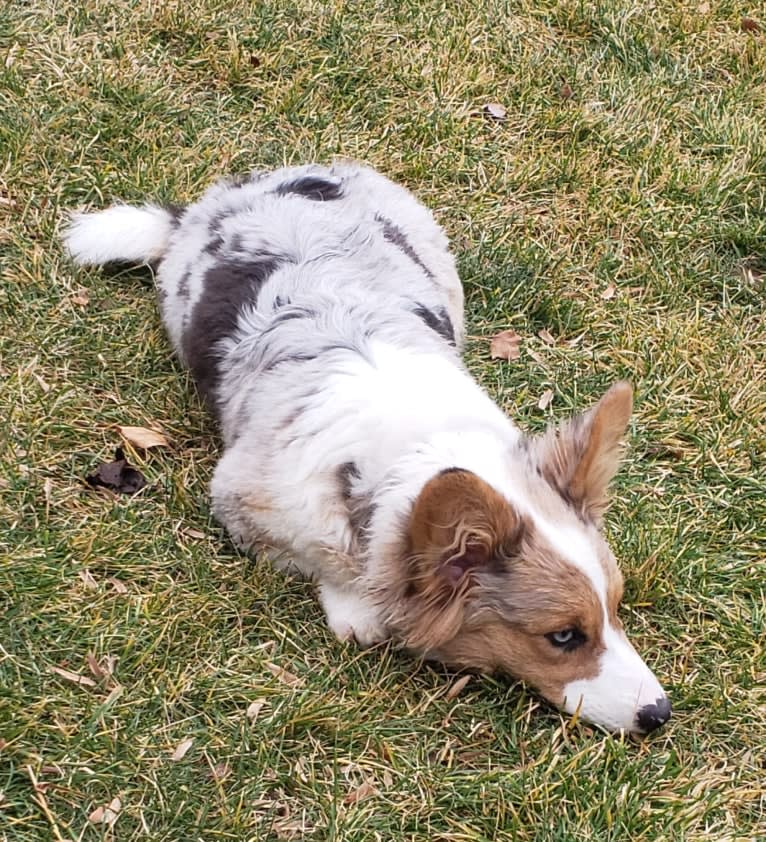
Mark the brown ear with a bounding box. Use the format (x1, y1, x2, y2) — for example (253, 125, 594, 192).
(536, 381, 633, 522)
(402, 469, 523, 650)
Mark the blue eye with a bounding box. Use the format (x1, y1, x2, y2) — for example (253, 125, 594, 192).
(546, 629, 585, 649)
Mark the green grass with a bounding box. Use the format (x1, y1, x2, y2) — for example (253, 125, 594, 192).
(1, 1, 764, 839)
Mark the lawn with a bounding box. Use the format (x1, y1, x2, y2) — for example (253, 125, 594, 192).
(1, 1, 764, 840)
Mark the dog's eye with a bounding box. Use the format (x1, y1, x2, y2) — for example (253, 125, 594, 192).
(545, 629, 585, 650)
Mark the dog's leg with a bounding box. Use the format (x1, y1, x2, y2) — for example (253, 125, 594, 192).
(318, 583, 388, 648)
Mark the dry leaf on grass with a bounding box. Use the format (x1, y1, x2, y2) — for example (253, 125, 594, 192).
(483, 102, 507, 121)
(265, 662, 304, 687)
(70, 288, 90, 307)
(107, 577, 128, 594)
(88, 796, 121, 827)
(446, 674, 472, 701)
(601, 282, 617, 300)
(181, 527, 207, 540)
(343, 780, 377, 805)
(50, 666, 97, 688)
(78, 569, 98, 590)
(538, 389, 554, 410)
(560, 81, 574, 100)
(118, 425, 169, 449)
(537, 328, 555, 346)
(209, 762, 231, 781)
(85, 448, 146, 495)
(171, 738, 194, 762)
(86, 653, 108, 681)
(489, 329, 521, 361)
(246, 700, 266, 722)
(741, 17, 760, 33)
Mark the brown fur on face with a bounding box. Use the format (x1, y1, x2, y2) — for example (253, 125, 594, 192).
(384, 383, 634, 707)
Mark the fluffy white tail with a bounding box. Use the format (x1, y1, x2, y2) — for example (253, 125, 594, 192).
(63, 204, 176, 266)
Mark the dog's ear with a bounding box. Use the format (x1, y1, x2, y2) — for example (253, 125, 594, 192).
(402, 469, 524, 650)
(534, 381, 633, 522)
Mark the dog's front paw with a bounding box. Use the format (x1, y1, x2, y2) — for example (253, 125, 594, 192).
(319, 584, 388, 648)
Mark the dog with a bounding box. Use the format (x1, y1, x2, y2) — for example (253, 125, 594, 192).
(64, 161, 671, 735)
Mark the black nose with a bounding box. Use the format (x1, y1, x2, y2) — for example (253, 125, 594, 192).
(636, 696, 672, 733)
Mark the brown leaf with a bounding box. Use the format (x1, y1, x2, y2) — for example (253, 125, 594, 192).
(246, 700, 266, 722)
(70, 288, 90, 307)
(181, 527, 207, 540)
(600, 282, 617, 300)
(209, 762, 231, 781)
(118, 425, 169, 449)
(78, 569, 99, 590)
(50, 666, 97, 688)
(265, 662, 304, 687)
(89, 797, 121, 827)
(538, 389, 554, 410)
(343, 780, 377, 805)
(446, 674, 472, 701)
(249, 54, 261, 67)
(483, 102, 507, 121)
(86, 653, 107, 681)
(537, 328, 555, 346)
(171, 738, 194, 762)
(107, 577, 128, 594)
(526, 347, 544, 365)
(85, 448, 146, 495)
(489, 329, 521, 361)
(560, 82, 574, 100)
(741, 17, 760, 33)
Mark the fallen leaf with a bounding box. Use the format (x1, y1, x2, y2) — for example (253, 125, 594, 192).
(181, 527, 207, 540)
(741, 17, 760, 33)
(70, 288, 90, 307)
(50, 666, 97, 688)
(537, 328, 555, 345)
(446, 674, 472, 701)
(107, 577, 128, 594)
(483, 102, 507, 121)
(382, 769, 394, 788)
(88, 797, 121, 827)
(526, 347, 544, 365)
(209, 762, 231, 781)
(697, 1, 710, 12)
(246, 700, 266, 722)
(118, 425, 169, 449)
(560, 82, 574, 100)
(265, 662, 304, 687)
(489, 329, 521, 361)
(538, 389, 554, 410)
(343, 780, 377, 805)
(601, 282, 617, 300)
(86, 653, 107, 681)
(249, 54, 261, 67)
(171, 738, 194, 761)
(78, 569, 98, 590)
(85, 447, 146, 495)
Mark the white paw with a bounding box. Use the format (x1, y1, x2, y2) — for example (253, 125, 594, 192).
(319, 584, 388, 648)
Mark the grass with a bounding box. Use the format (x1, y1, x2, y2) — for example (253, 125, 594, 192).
(1, 0, 764, 839)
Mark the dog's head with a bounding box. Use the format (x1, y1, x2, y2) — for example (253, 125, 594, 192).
(391, 382, 670, 735)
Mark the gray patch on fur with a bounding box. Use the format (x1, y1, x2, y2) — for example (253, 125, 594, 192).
(182, 258, 282, 410)
(376, 214, 435, 280)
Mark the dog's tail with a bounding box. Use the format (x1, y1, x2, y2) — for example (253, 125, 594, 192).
(63, 204, 180, 266)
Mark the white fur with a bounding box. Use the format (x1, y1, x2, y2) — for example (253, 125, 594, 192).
(64, 160, 667, 733)
(64, 205, 174, 265)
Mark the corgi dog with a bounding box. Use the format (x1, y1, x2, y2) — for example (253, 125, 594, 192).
(64, 161, 670, 734)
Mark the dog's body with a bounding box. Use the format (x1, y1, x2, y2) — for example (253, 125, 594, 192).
(65, 161, 670, 734)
